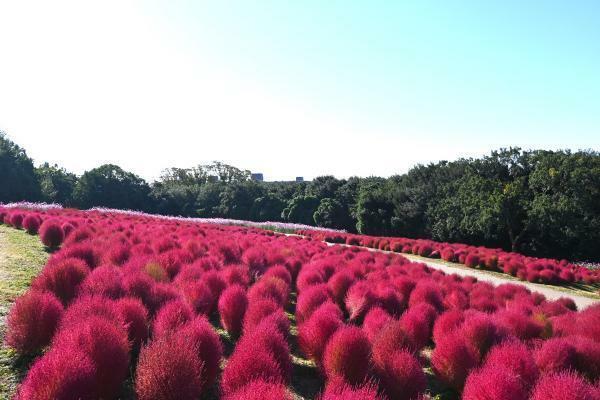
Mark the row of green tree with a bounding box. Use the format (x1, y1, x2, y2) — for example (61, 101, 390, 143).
(2, 132, 599, 261)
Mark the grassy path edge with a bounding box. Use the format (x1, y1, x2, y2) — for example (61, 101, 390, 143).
(0, 225, 49, 398)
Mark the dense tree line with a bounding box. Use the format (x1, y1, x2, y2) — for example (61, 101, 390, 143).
(1, 132, 599, 261)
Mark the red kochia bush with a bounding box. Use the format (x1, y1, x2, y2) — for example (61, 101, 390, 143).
(431, 333, 479, 390)
(53, 316, 130, 399)
(462, 365, 528, 400)
(39, 220, 65, 248)
(59, 295, 122, 330)
(219, 285, 248, 337)
(362, 307, 392, 342)
(534, 337, 577, 374)
(177, 317, 223, 390)
(372, 320, 416, 369)
(16, 348, 97, 400)
(530, 371, 597, 400)
(296, 284, 331, 324)
(377, 349, 426, 400)
(135, 336, 203, 400)
(23, 214, 41, 234)
(78, 265, 124, 299)
(115, 297, 149, 349)
(32, 257, 90, 304)
(152, 299, 193, 338)
(223, 380, 293, 400)
(243, 298, 279, 333)
(319, 377, 382, 400)
(433, 309, 465, 343)
(9, 212, 24, 229)
(236, 323, 292, 380)
(484, 341, 539, 388)
(298, 303, 343, 364)
(6, 291, 63, 354)
(180, 280, 214, 315)
(323, 326, 372, 385)
(327, 271, 354, 305)
(221, 345, 285, 396)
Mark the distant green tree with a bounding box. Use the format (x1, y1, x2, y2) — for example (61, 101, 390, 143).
(250, 193, 286, 222)
(313, 198, 351, 229)
(307, 176, 344, 200)
(72, 164, 152, 211)
(0, 132, 41, 202)
(35, 163, 77, 205)
(355, 178, 395, 235)
(196, 183, 224, 217)
(216, 181, 264, 220)
(282, 195, 320, 225)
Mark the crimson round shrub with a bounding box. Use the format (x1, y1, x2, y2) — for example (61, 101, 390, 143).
(218, 285, 248, 337)
(376, 349, 425, 400)
(135, 336, 203, 400)
(263, 265, 292, 286)
(323, 326, 371, 385)
(571, 335, 600, 381)
(53, 316, 130, 399)
(484, 341, 538, 388)
(327, 271, 354, 305)
(372, 320, 416, 369)
(223, 380, 293, 400)
(115, 297, 149, 349)
(433, 309, 464, 343)
(400, 304, 436, 351)
(9, 212, 24, 229)
(177, 317, 224, 390)
(32, 257, 90, 304)
(533, 338, 577, 374)
(201, 270, 227, 302)
(408, 281, 444, 311)
(180, 280, 214, 315)
(530, 371, 597, 400)
(362, 307, 392, 342)
(16, 348, 97, 400)
(462, 365, 528, 400)
(61, 222, 75, 237)
(39, 220, 65, 248)
(6, 291, 63, 354)
(296, 284, 331, 324)
(236, 322, 291, 380)
(460, 313, 508, 360)
(59, 295, 122, 330)
(243, 298, 279, 333)
(297, 268, 325, 292)
(78, 265, 124, 299)
(499, 309, 544, 340)
(319, 377, 382, 400)
(61, 242, 101, 269)
(345, 281, 376, 321)
(221, 345, 285, 396)
(248, 277, 289, 306)
(465, 253, 480, 268)
(298, 303, 343, 364)
(431, 333, 479, 390)
(153, 299, 193, 338)
(23, 214, 41, 234)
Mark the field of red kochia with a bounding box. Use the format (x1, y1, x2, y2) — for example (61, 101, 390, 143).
(298, 230, 600, 286)
(1, 206, 600, 400)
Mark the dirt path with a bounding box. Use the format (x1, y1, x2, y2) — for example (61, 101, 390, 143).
(401, 254, 599, 310)
(314, 238, 600, 310)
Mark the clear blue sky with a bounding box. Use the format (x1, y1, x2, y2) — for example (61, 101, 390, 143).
(0, 1, 598, 181)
